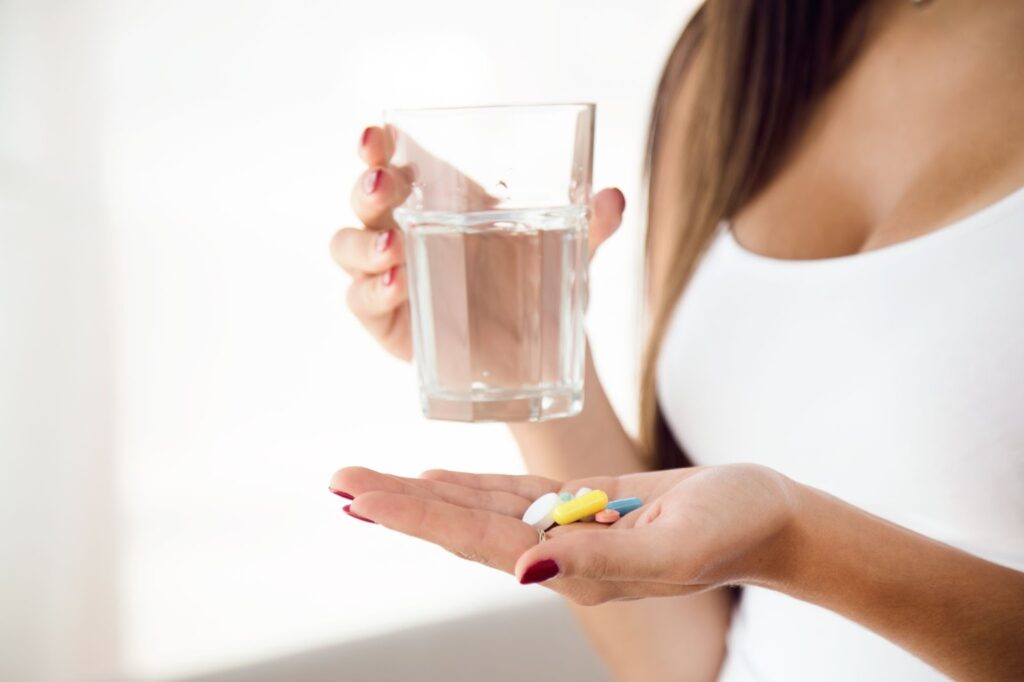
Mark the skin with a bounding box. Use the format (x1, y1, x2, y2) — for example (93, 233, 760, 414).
(330, 1, 1024, 680)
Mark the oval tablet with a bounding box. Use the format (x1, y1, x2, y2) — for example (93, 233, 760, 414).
(595, 509, 621, 524)
(606, 497, 643, 516)
(522, 492, 561, 530)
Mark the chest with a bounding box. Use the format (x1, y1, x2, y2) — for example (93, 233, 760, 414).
(655, 213, 1024, 558)
(729, 15, 1024, 262)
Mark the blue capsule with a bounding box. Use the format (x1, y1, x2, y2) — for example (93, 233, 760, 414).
(605, 497, 643, 516)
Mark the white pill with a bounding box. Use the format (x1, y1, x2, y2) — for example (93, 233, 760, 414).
(575, 487, 593, 498)
(522, 492, 561, 531)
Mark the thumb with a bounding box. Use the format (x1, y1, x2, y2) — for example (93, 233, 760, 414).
(514, 526, 667, 585)
(587, 187, 625, 260)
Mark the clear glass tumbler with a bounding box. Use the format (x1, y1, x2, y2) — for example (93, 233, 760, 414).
(384, 103, 594, 422)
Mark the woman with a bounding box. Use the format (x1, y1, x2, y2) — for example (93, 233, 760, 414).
(328, 1, 1024, 679)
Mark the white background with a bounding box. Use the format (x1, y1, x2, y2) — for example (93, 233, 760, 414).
(0, 1, 697, 680)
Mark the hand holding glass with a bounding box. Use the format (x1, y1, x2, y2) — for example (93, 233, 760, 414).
(384, 104, 595, 422)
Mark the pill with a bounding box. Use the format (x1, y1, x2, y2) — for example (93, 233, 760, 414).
(559, 491, 574, 502)
(553, 489, 608, 525)
(595, 509, 621, 524)
(522, 492, 561, 531)
(574, 488, 599, 520)
(606, 497, 643, 516)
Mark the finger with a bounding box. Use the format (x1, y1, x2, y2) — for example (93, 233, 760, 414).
(421, 470, 631, 509)
(331, 467, 437, 506)
(419, 469, 561, 501)
(516, 523, 695, 602)
(384, 129, 498, 209)
(330, 227, 404, 277)
(515, 526, 674, 584)
(330, 466, 531, 517)
(345, 268, 411, 357)
(357, 125, 394, 167)
(351, 166, 412, 230)
(392, 475, 531, 516)
(350, 491, 536, 572)
(362, 303, 412, 361)
(587, 187, 625, 260)
(346, 266, 408, 320)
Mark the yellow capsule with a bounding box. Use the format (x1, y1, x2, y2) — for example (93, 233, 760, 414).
(552, 489, 608, 525)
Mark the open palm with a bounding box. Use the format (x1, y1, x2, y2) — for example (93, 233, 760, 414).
(330, 463, 797, 605)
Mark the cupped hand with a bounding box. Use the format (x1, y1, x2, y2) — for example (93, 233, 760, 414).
(329, 125, 627, 361)
(329, 463, 800, 605)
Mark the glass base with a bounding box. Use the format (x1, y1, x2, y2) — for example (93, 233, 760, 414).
(420, 386, 583, 423)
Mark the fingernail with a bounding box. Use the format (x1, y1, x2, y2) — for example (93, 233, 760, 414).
(363, 168, 382, 195)
(382, 265, 397, 286)
(520, 558, 559, 584)
(329, 486, 354, 500)
(360, 126, 372, 149)
(613, 188, 626, 212)
(343, 504, 376, 524)
(375, 229, 393, 253)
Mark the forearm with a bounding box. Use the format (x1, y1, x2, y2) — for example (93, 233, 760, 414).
(573, 591, 731, 682)
(757, 485, 1024, 681)
(512, 348, 730, 681)
(509, 344, 647, 480)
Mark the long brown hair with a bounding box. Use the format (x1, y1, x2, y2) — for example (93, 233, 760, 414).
(640, 0, 868, 469)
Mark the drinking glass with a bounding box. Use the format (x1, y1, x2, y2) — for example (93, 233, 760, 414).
(384, 103, 594, 422)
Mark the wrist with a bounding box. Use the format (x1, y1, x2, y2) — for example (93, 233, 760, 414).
(509, 347, 646, 479)
(736, 474, 817, 590)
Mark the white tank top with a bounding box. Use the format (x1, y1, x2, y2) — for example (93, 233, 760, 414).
(656, 186, 1024, 681)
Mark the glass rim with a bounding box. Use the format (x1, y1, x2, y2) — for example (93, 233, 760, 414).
(383, 101, 595, 117)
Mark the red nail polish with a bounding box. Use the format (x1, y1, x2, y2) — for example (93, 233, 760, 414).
(329, 486, 354, 500)
(363, 168, 382, 195)
(343, 504, 376, 524)
(360, 126, 372, 148)
(382, 265, 397, 286)
(375, 230, 393, 253)
(520, 559, 559, 584)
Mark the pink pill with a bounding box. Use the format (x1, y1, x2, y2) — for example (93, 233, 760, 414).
(595, 509, 621, 524)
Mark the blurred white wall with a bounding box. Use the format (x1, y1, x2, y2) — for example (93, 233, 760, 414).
(0, 1, 697, 680)
(1, 2, 118, 681)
